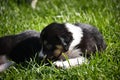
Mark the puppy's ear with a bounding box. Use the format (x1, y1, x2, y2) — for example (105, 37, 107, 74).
(58, 36, 68, 52)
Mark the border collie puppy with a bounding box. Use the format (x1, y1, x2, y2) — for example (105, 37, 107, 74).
(0, 30, 41, 72)
(0, 22, 106, 71)
(39, 22, 106, 68)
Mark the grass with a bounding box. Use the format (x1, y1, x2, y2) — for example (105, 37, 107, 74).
(0, 0, 120, 80)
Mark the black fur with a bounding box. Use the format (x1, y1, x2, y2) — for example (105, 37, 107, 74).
(74, 23, 106, 57)
(0, 30, 41, 63)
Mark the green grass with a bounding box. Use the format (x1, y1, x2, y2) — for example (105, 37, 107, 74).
(0, 0, 120, 80)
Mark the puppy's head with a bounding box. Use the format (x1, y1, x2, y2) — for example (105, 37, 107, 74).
(39, 22, 73, 60)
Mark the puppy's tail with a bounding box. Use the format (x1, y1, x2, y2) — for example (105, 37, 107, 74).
(0, 61, 14, 72)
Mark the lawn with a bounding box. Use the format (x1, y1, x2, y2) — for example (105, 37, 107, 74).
(0, 0, 120, 80)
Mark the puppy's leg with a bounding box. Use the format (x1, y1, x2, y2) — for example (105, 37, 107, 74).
(53, 56, 87, 68)
(0, 61, 14, 72)
(0, 55, 14, 72)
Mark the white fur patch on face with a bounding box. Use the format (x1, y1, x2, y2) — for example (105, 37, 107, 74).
(65, 23, 83, 50)
(53, 56, 87, 68)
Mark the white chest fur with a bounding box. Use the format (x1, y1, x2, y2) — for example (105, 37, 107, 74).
(65, 23, 83, 50)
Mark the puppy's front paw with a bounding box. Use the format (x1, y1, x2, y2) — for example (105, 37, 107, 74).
(53, 61, 70, 68)
(53, 61, 65, 68)
(53, 61, 64, 68)
(53, 57, 87, 69)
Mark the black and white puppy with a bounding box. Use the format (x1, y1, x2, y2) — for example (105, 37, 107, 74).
(0, 22, 106, 71)
(0, 30, 41, 72)
(39, 22, 106, 68)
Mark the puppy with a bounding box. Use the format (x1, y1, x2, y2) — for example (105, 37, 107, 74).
(0, 22, 106, 71)
(0, 30, 41, 72)
(39, 22, 106, 68)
